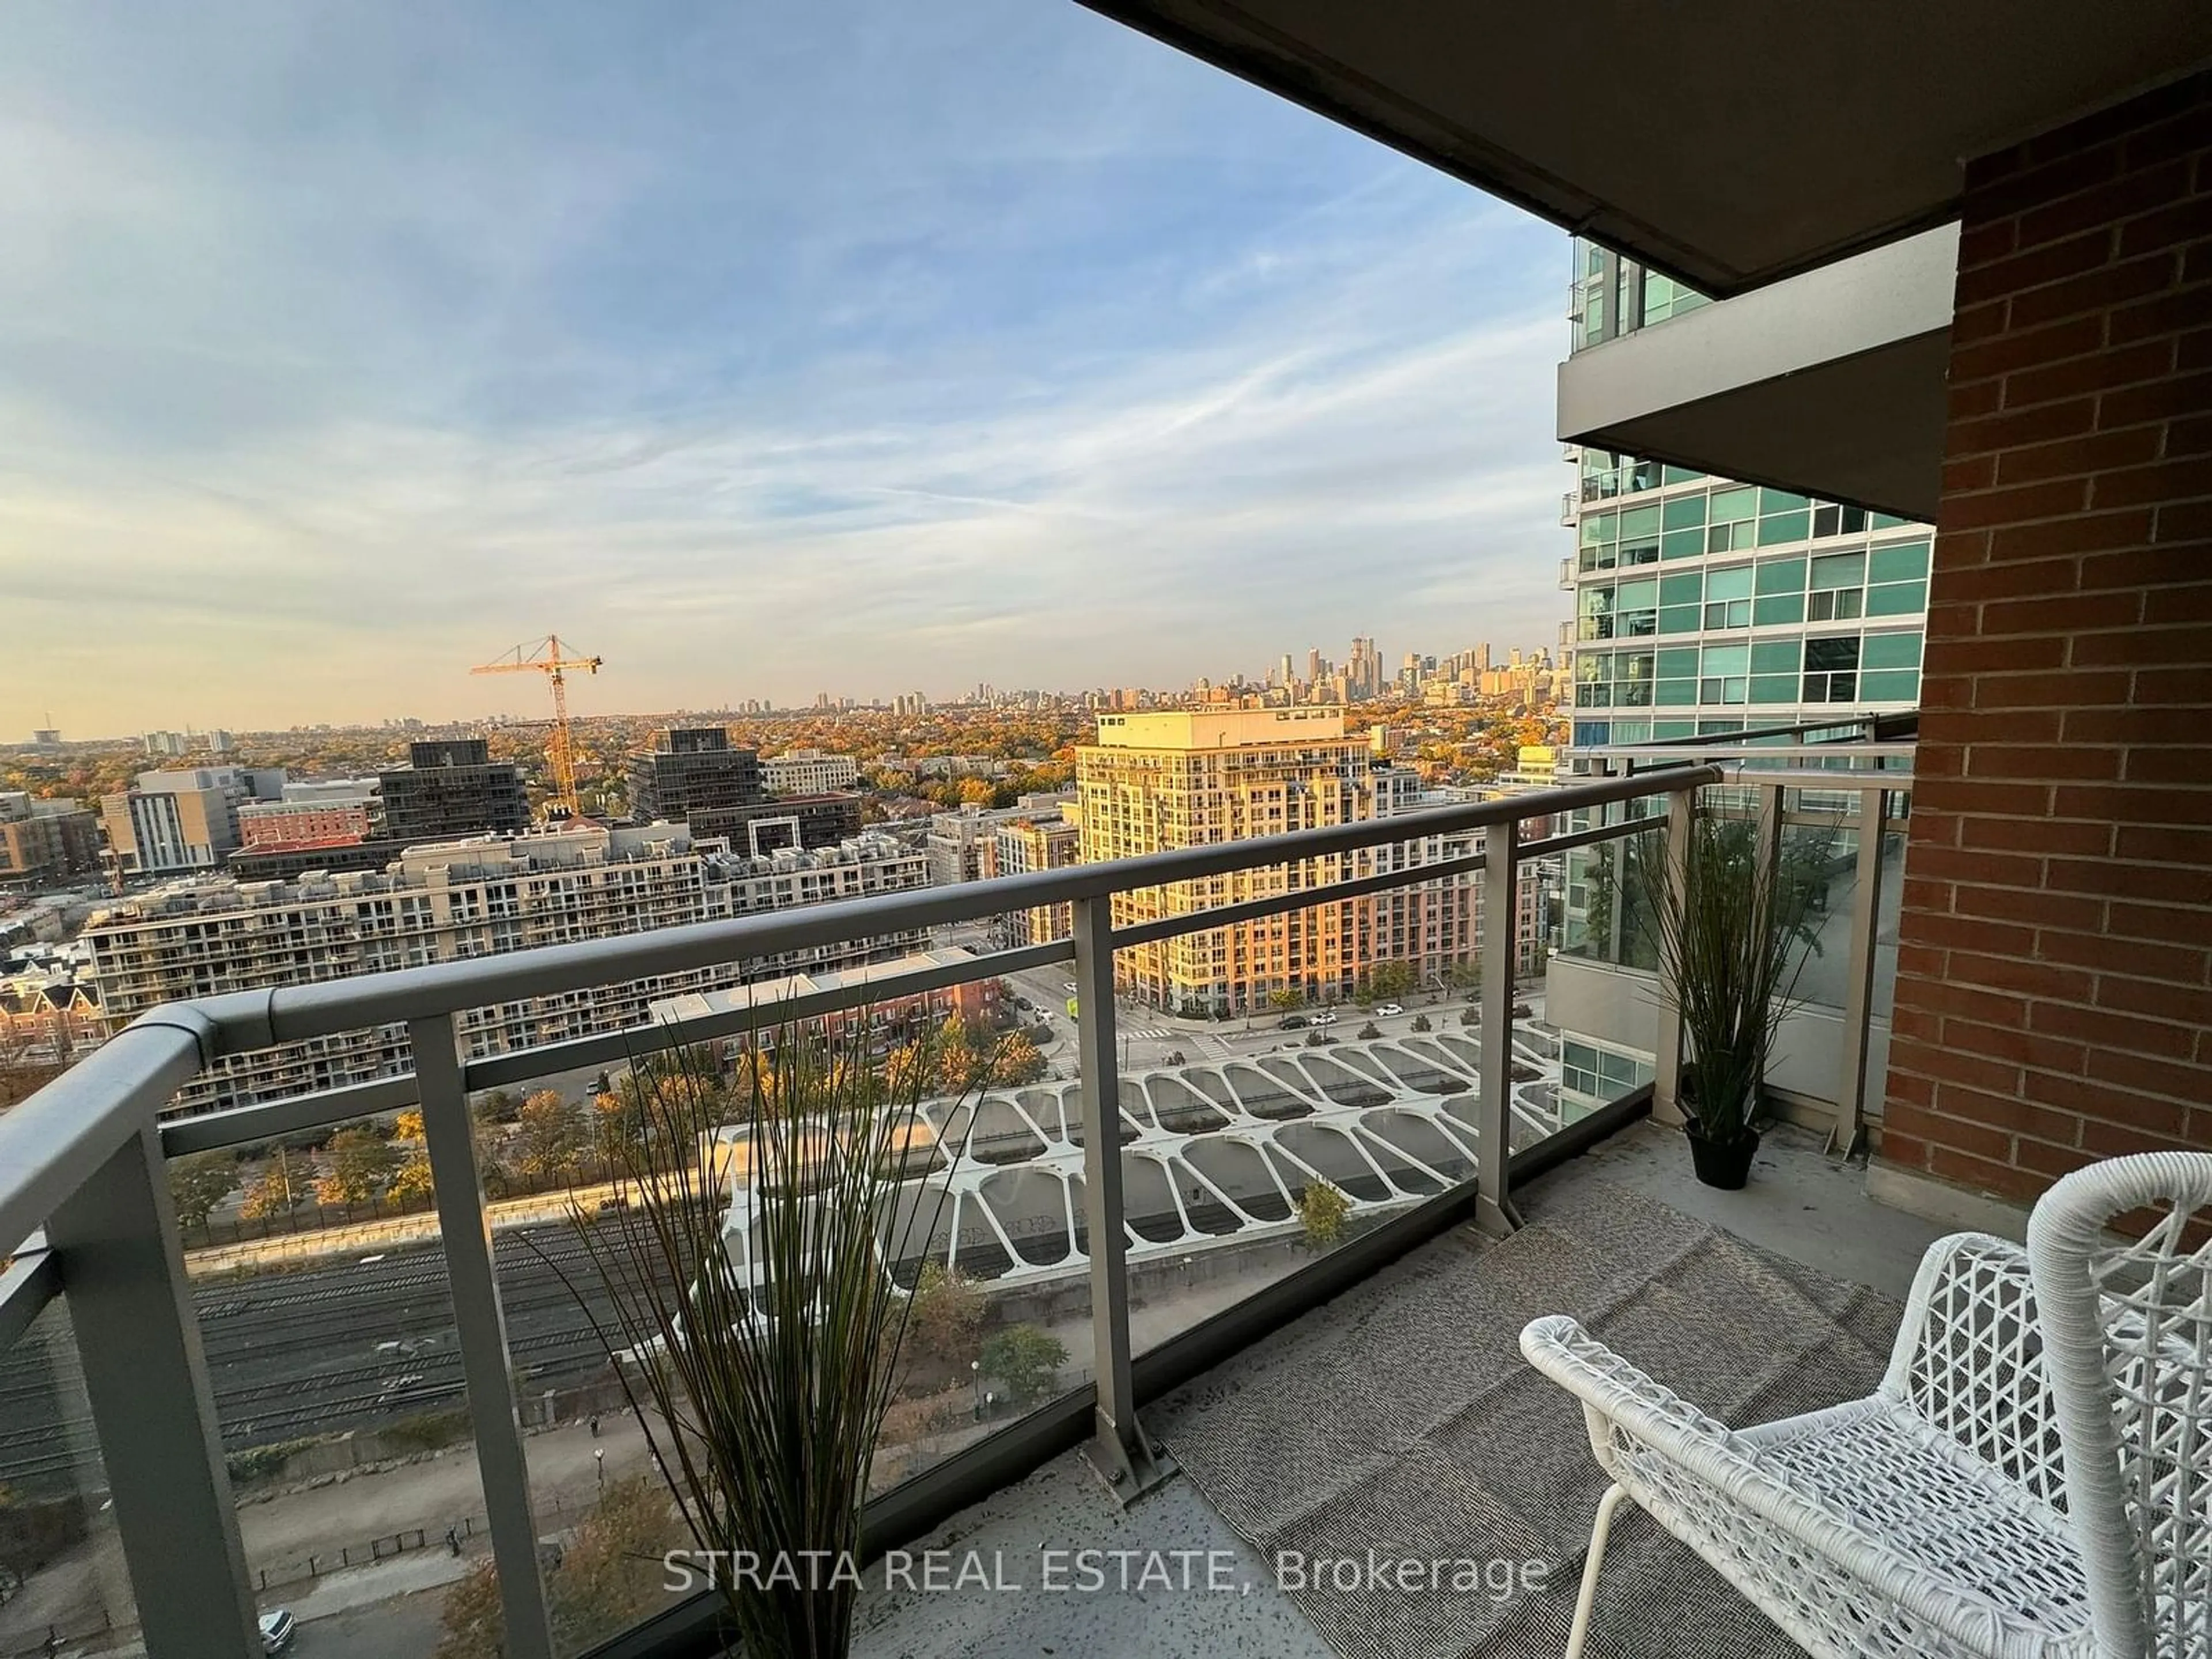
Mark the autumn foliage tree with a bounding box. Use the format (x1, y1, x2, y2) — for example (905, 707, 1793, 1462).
(509, 1090, 588, 1181)
(988, 1033, 1047, 1086)
(434, 1476, 684, 1659)
(1294, 1179, 1351, 1249)
(316, 1126, 399, 1205)
(240, 1150, 308, 1221)
(903, 1263, 984, 1369)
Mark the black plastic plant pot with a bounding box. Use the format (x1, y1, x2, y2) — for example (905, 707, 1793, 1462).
(1685, 1124, 1760, 1190)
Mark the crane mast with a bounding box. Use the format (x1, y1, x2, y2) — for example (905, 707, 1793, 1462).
(469, 634, 604, 819)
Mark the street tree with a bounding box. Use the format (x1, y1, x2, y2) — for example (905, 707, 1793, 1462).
(470, 1088, 521, 1127)
(434, 1561, 503, 1659)
(167, 1151, 238, 1230)
(388, 1153, 436, 1208)
(903, 1262, 984, 1369)
(933, 1014, 982, 1092)
(316, 1126, 399, 1205)
(988, 1033, 1047, 1086)
(1367, 960, 1418, 1000)
(239, 1150, 308, 1221)
(435, 1478, 685, 1659)
(980, 1325, 1067, 1408)
(510, 1090, 587, 1181)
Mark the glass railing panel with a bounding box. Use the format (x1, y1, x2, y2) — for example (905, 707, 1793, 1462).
(1558, 815, 1666, 972)
(1106, 835, 1550, 1358)
(469, 1050, 690, 1657)
(464, 922, 1094, 1653)
(0, 1298, 142, 1658)
(913, 911, 1094, 1494)
(180, 1123, 499, 1657)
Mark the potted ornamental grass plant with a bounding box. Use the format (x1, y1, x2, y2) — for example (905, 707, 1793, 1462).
(541, 1015, 999, 1659)
(1642, 808, 1836, 1189)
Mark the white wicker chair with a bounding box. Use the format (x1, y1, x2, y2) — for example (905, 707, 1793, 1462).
(2027, 1150, 2212, 1659)
(1522, 1150, 2212, 1658)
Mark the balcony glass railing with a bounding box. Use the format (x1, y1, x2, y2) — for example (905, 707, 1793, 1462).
(0, 769, 1726, 1659)
(1552, 718, 1914, 1154)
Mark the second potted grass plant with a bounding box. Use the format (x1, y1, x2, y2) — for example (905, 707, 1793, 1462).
(1645, 807, 1835, 1188)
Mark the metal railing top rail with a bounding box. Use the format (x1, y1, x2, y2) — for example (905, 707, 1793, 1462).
(0, 761, 1734, 1659)
(0, 1017, 206, 1260)
(0, 764, 1716, 1260)
(151, 801, 1687, 1162)
(1594, 743, 1915, 764)
(1617, 713, 1903, 748)
(168, 765, 1715, 1060)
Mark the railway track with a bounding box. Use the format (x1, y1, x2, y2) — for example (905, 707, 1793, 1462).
(0, 1219, 640, 1491)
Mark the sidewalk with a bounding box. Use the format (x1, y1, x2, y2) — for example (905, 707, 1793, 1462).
(0, 1416, 660, 1656)
(185, 1178, 631, 1275)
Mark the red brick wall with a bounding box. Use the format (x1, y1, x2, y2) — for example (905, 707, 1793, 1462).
(1883, 72, 2212, 1205)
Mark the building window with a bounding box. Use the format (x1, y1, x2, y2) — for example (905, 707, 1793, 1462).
(1866, 539, 1931, 618)
(1706, 486, 1758, 552)
(1752, 556, 1808, 626)
(1808, 551, 1867, 621)
(1859, 630, 1923, 702)
(1698, 641, 1750, 706)
(1811, 503, 1869, 539)
(1700, 565, 1753, 630)
(1802, 635, 1862, 702)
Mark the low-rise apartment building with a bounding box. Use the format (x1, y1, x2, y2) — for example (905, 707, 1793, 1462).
(100, 767, 288, 877)
(0, 793, 101, 891)
(761, 748, 861, 795)
(84, 824, 931, 1111)
(926, 794, 1077, 888)
(236, 781, 380, 851)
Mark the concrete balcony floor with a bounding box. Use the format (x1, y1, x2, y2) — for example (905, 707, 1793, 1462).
(856, 1119, 1953, 1658)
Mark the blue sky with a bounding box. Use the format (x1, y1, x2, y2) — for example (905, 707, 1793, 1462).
(0, 1, 1567, 734)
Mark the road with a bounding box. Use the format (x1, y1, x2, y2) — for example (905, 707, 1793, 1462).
(305, 1586, 446, 1659)
(987, 950, 1521, 1077)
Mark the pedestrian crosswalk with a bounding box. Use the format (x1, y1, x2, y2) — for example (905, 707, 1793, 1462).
(1126, 1027, 1177, 1041)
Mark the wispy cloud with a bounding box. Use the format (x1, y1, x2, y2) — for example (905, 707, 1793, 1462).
(0, 0, 1566, 734)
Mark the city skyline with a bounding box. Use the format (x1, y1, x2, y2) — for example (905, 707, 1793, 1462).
(16, 627, 1563, 747)
(1, 0, 1567, 737)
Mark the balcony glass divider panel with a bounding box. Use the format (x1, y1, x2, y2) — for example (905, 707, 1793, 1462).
(1834, 784, 1893, 1159)
(1652, 787, 1695, 1121)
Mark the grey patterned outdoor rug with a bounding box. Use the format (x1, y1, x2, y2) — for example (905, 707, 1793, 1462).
(1152, 1175, 1906, 1659)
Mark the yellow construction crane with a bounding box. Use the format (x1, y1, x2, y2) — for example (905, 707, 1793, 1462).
(471, 635, 603, 819)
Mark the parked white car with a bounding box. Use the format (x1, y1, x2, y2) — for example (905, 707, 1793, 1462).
(259, 1609, 296, 1653)
(1375, 1003, 1404, 1016)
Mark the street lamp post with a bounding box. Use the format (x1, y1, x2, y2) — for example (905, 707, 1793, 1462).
(593, 1447, 605, 1493)
(970, 1359, 983, 1421)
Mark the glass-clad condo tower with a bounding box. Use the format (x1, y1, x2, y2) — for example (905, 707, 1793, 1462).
(1554, 242, 1932, 1119)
